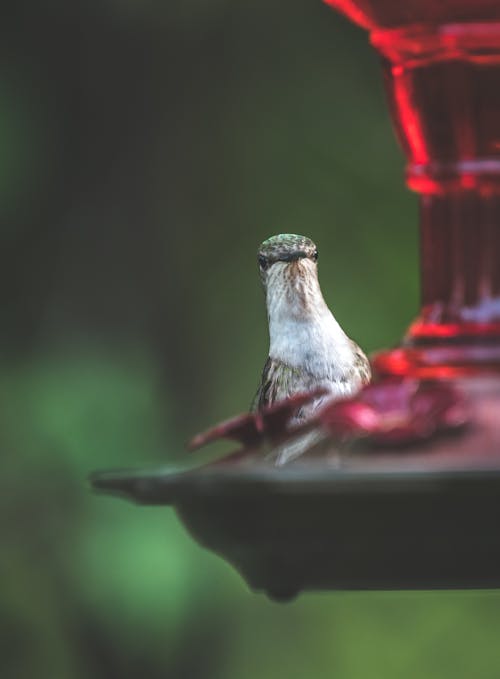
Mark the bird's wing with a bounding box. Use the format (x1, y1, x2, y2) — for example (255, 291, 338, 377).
(349, 340, 372, 386)
(251, 356, 278, 412)
(252, 356, 315, 412)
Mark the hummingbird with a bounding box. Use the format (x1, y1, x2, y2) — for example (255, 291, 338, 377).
(253, 233, 371, 427)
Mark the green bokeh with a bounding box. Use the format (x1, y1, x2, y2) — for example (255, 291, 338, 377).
(2, 1, 497, 678)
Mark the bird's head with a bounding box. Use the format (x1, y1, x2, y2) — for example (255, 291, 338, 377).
(257, 233, 322, 319)
(258, 233, 318, 285)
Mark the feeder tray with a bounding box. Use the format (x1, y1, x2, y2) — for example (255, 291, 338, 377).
(91, 378, 500, 601)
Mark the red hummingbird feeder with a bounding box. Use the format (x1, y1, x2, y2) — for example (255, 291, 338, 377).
(92, 0, 500, 600)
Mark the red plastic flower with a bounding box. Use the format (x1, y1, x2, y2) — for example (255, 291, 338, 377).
(188, 388, 327, 451)
(188, 380, 469, 456)
(318, 379, 468, 445)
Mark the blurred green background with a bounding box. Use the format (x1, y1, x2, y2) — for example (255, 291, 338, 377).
(3, 1, 500, 677)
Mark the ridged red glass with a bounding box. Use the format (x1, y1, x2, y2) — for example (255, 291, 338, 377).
(325, 0, 500, 377)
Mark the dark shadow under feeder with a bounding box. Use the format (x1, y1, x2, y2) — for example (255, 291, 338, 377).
(92, 0, 500, 599)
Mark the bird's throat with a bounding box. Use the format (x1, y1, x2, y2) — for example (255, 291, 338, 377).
(267, 289, 353, 380)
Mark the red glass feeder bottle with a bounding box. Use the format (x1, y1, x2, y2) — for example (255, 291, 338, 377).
(325, 0, 500, 377)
